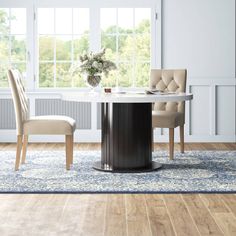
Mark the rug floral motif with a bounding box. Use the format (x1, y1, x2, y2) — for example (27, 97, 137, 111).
(0, 150, 235, 193)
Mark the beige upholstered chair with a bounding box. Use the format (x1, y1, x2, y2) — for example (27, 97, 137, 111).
(8, 69, 76, 171)
(150, 69, 187, 159)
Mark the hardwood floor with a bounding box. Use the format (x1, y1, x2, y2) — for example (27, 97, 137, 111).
(0, 143, 235, 236)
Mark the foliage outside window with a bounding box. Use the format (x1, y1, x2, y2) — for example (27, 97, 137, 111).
(0, 6, 152, 88)
(101, 8, 151, 88)
(0, 8, 26, 87)
(38, 7, 151, 88)
(38, 8, 89, 88)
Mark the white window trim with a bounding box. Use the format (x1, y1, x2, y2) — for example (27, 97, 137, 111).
(0, 0, 161, 92)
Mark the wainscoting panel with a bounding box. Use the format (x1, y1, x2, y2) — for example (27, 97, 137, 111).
(0, 99, 16, 129)
(35, 99, 91, 129)
(0, 78, 235, 142)
(216, 86, 235, 135)
(190, 85, 211, 135)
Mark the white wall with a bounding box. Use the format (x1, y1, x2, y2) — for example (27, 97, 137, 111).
(163, 0, 235, 77)
(154, 0, 235, 142)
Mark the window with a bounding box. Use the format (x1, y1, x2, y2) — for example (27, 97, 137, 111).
(38, 8, 89, 88)
(0, 0, 160, 89)
(101, 8, 151, 87)
(0, 8, 27, 87)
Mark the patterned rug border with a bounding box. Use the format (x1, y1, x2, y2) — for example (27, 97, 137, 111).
(1, 191, 236, 194)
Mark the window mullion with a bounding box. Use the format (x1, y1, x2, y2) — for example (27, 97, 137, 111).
(89, 6, 100, 52)
(151, 4, 160, 69)
(9, 8, 12, 66)
(71, 8, 74, 87)
(132, 8, 135, 88)
(115, 8, 119, 87)
(53, 8, 56, 87)
(27, 4, 35, 90)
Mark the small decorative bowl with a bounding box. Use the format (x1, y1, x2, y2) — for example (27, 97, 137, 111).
(104, 87, 112, 93)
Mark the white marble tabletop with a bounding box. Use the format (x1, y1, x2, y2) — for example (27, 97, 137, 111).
(62, 91, 193, 103)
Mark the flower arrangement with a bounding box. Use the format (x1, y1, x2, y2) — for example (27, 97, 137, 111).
(73, 48, 117, 77)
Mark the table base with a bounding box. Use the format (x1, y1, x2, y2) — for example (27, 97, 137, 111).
(93, 161, 162, 173)
(95, 103, 159, 173)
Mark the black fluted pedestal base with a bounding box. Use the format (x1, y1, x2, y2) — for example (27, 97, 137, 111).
(93, 161, 162, 173)
(93, 103, 162, 173)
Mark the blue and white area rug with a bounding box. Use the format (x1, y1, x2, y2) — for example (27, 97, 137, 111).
(0, 150, 235, 193)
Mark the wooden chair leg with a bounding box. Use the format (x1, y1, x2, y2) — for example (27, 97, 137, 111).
(66, 135, 73, 170)
(21, 135, 28, 164)
(71, 135, 74, 165)
(169, 128, 174, 160)
(15, 135, 23, 171)
(180, 126, 184, 153)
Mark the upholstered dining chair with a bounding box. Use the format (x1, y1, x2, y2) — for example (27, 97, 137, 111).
(7, 69, 76, 171)
(150, 69, 187, 160)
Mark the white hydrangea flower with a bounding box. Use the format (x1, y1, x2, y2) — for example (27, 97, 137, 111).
(70, 48, 117, 77)
(92, 61, 99, 68)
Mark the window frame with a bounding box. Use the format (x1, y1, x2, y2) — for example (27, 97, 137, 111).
(37, 8, 90, 88)
(0, 0, 34, 90)
(101, 7, 152, 88)
(0, 0, 161, 91)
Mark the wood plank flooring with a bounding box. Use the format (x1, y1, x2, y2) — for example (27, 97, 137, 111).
(0, 143, 235, 236)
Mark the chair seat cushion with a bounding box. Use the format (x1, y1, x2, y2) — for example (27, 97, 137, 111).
(152, 110, 184, 128)
(23, 116, 76, 135)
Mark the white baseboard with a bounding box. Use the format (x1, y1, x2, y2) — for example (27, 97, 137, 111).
(0, 129, 235, 143)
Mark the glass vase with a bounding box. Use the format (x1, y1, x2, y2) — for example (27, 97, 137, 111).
(85, 75, 101, 92)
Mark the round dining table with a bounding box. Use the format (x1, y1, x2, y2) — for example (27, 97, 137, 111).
(62, 91, 193, 173)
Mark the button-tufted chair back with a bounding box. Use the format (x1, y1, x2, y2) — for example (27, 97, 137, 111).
(7, 69, 29, 135)
(150, 69, 187, 114)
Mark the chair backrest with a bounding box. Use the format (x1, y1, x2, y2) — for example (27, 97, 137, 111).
(150, 69, 187, 113)
(7, 69, 29, 135)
